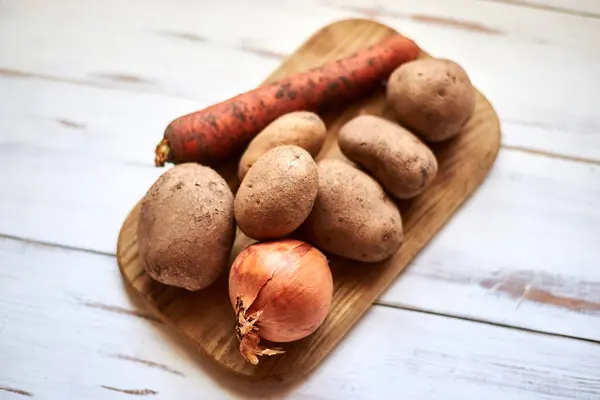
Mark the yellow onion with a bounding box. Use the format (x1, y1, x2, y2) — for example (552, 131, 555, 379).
(229, 239, 333, 364)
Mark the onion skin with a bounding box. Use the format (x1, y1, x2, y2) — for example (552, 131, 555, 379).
(229, 239, 333, 364)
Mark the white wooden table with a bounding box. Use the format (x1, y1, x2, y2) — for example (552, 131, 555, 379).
(1, 0, 599, 398)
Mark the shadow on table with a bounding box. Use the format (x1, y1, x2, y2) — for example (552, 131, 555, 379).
(120, 277, 311, 398)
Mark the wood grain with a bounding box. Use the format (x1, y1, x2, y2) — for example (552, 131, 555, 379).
(116, 19, 500, 382)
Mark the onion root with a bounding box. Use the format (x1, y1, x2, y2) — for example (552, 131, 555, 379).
(235, 297, 284, 365)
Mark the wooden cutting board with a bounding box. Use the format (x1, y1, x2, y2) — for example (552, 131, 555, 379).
(117, 18, 501, 384)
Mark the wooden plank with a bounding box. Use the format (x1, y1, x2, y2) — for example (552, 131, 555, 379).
(1, 237, 599, 399)
(322, 0, 600, 49)
(483, 0, 600, 18)
(0, 150, 163, 253)
(1, 0, 599, 160)
(0, 76, 202, 166)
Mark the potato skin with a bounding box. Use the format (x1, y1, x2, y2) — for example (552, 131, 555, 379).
(304, 159, 403, 262)
(339, 115, 438, 199)
(238, 111, 326, 181)
(387, 58, 476, 142)
(137, 163, 235, 291)
(235, 145, 318, 240)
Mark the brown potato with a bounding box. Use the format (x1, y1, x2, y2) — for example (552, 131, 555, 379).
(304, 159, 403, 262)
(137, 163, 235, 291)
(387, 58, 476, 142)
(235, 145, 318, 240)
(238, 111, 326, 181)
(339, 115, 438, 199)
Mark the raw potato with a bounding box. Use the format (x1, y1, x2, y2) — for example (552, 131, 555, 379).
(387, 58, 476, 142)
(137, 163, 235, 291)
(339, 115, 438, 199)
(238, 111, 326, 181)
(304, 159, 403, 262)
(235, 145, 318, 240)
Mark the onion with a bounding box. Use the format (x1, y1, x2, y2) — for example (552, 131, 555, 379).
(229, 239, 333, 364)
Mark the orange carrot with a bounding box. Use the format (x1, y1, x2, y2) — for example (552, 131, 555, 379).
(155, 35, 420, 166)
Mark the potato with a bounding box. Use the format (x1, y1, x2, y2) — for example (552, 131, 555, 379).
(387, 58, 476, 142)
(304, 159, 403, 262)
(235, 145, 318, 240)
(238, 111, 326, 181)
(339, 115, 438, 199)
(137, 163, 235, 291)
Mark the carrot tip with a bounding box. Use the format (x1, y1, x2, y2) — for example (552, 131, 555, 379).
(154, 138, 172, 167)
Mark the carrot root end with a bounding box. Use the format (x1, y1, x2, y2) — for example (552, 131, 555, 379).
(154, 138, 173, 167)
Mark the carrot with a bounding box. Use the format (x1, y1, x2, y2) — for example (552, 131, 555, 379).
(155, 34, 420, 166)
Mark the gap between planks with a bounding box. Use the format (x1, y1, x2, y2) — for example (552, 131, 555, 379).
(501, 145, 600, 166)
(375, 302, 600, 346)
(1, 232, 599, 346)
(477, 0, 600, 19)
(0, 232, 115, 258)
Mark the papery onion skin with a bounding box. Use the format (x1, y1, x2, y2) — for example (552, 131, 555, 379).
(229, 239, 333, 363)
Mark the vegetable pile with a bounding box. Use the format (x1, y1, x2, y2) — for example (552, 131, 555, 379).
(137, 35, 477, 365)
